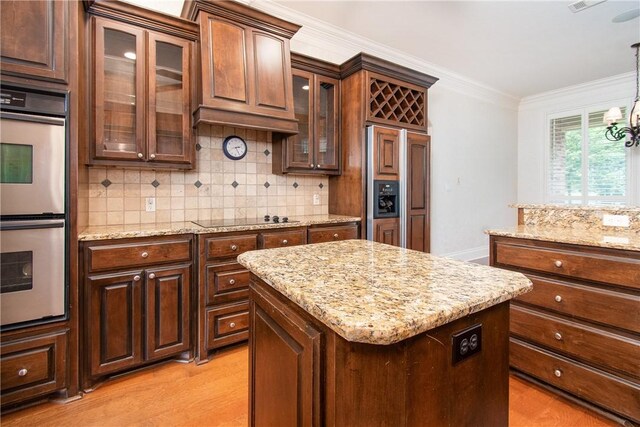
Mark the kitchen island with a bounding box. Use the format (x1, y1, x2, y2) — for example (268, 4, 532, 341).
(238, 240, 532, 426)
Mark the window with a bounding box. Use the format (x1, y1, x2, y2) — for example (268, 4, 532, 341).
(547, 107, 629, 205)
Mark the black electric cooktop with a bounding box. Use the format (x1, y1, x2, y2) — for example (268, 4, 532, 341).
(192, 215, 298, 228)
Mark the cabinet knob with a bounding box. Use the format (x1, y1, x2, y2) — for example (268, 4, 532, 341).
(137, 153, 144, 159)
(133, 275, 141, 282)
(316, 164, 320, 168)
(282, 239, 288, 245)
(148, 273, 156, 279)
(141, 252, 149, 258)
(333, 233, 339, 239)
(554, 260, 563, 268)
(149, 153, 156, 160)
(553, 369, 562, 378)
(229, 322, 236, 328)
(229, 279, 236, 285)
(554, 332, 562, 340)
(18, 368, 28, 377)
(309, 163, 314, 168)
(554, 295, 563, 303)
(230, 244, 238, 251)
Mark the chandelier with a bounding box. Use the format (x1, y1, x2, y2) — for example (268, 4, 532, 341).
(603, 42, 640, 148)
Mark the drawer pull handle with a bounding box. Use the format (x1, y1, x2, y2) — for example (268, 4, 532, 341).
(137, 152, 144, 159)
(333, 233, 339, 239)
(148, 273, 156, 279)
(149, 153, 156, 160)
(230, 244, 238, 251)
(554, 369, 562, 378)
(555, 295, 563, 303)
(229, 279, 236, 285)
(141, 252, 149, 258)
(133, 275, 141, 282)
(18, 368, 28, 377)
(282, 239, 288, 245)
(229, 322, 236, 328)
(554, 260, 563, 268)
(554, 332, 562, 340)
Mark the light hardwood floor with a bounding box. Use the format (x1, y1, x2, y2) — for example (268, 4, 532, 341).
(2, 345, 618, 427)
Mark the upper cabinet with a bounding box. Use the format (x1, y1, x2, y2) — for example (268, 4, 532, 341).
(86, 1, 198, 169)
(0, 0, 68, 83)
(273, 53, 341, 175)
(182, 0, 300, 134)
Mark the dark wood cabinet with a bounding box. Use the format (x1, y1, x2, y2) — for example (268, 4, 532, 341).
(373, 218, 400, 247)
(273, 54, 341, 175)
(374, 127, 400, 179)
(406, 132, 430, 252)
(1, 331, 68, 407)
(490, 236, 640, 424)
(0, 0, 68, 83)
(81, 236, 194, 390)
(86, 2, 198, 169)
(197, 222, 359, 362)
(183, 0, 300, 134)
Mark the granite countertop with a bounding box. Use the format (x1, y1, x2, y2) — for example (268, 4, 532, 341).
(78, 214, 361, 241)
(485, 225, 640, 252)
(237, 240, 532, 345)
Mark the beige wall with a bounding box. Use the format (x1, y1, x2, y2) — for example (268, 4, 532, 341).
(87, 125, 329, 226)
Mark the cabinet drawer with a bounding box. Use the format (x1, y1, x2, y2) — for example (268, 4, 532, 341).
(205, 234, 257, 260)
(494, 239, 640, 289)
(206, 264, 250, 305)
(308, 224, 358, 244)
(510, 338, 640, 423)
(515, 275, 640, 334)
(206, 302, 249, 350)
(1, 331, 67, 405)
(87, 238, 192, 272)
(510, 305, 640, 378)
(259, 229, 306, 249)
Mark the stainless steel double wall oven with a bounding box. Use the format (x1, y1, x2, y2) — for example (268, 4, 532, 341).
(0, 85, 68, 329)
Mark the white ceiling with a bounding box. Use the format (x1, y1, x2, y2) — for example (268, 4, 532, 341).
(124, 0, 640, 99)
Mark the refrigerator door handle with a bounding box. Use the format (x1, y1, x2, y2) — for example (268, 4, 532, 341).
(399, 129, 407, 249)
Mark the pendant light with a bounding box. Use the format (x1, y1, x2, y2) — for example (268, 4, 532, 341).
(603, 42, 640, 148)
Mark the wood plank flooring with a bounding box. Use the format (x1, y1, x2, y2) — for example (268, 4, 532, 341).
(2, 345, 619, 427)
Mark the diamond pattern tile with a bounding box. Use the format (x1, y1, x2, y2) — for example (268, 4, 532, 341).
(151, 180, 160, 188)
(264, 182, 270, 188)
(264, 149, 271, 156)
(194, 180, 202, 188)
(195, 143, 202, 151)
(292, 182, 299, 188)
(231, 181, 239, 188)
(318, 183, 324, 189)
(101, 179, 112, 188)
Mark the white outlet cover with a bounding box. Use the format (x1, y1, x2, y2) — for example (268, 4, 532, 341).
(145, 197, 156, 212)
(602, 214, 630, 227)
(312, 194, 320, 205)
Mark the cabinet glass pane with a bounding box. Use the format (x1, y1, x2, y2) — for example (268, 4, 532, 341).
(103, 29, 137, 153)
(317, 81, 335, 165)
(291, 75, 311, 164)
(155, 41, 184, 156)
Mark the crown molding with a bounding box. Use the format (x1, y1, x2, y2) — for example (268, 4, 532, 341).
(248, 0, 520, 110)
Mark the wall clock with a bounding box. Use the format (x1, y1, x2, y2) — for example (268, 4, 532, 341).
(222, 135, 247, 161)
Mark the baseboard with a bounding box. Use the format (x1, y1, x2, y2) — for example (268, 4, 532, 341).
(440, 246, 488, 262)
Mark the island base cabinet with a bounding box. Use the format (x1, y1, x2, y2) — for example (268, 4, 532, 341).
(249, 275, 510, 427)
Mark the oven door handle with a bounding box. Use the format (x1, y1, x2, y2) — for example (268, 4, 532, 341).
(0, 219, 65, 231)
(0, 111, 65, 126)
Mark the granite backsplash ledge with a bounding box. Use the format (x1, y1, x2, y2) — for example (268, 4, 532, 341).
(513, 204, 640, 232)
(87, 124, 329, 226)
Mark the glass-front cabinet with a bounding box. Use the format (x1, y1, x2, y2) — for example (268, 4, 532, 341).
(91, 16, 193, 168)
(274, 56, 340, 175)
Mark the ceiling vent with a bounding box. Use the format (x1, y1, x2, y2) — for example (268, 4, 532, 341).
(568, 0, 607, 13)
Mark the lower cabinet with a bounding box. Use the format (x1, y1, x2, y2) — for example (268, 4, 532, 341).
(1, 330, 68, 407)
(82, 236, 193, 389)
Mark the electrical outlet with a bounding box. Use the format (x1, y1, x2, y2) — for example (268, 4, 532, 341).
(145, 197, 156, 212)
(603, 214, 629, 227)
(312, 194, 320, 205)
(452, 324, 482, 364)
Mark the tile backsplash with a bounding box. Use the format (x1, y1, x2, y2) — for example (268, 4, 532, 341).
(87, 125, 329, 226)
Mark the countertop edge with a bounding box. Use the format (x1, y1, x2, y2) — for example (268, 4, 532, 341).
(485, 228, 640, 252)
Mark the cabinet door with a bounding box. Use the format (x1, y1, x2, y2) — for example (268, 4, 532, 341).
(93, 18, 146, 161)
(286, 69, 314, 170)
(373, 127, 400, 179)
(373, 218, 400, 247)
(86, 271, 143, 377)
(147, 32, 192, 165)
(0, 0, 67, 82)
(145, 265, 191, 361)
(406, 132, 430, 252)
(314, 75, 340, 171)
(250, 283, 322, 427)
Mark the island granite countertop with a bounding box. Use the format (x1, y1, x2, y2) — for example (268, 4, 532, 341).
(78, 214, 360, 241)
(237, 239, 532, 345)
